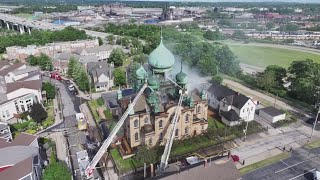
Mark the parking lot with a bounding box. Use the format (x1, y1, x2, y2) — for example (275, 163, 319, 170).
(243, 146, 320, 180)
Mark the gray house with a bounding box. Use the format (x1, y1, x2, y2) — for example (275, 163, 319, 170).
(87, 61, 114, 92)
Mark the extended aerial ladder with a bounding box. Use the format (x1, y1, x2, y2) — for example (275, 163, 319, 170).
(85, 84, 148, 178)
(159, 92, 184, 172)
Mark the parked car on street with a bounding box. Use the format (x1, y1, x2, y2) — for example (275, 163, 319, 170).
(50, 72, 62, 80)
(68, 84, 75, 92)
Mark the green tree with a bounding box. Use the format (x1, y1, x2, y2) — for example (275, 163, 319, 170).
(280, 23, 299, 32)
(97, 37, 103, 46)
(27, 55, 38, 66)
(107, 35, 115, 45)
(215, 46, 240, 76)
(75, 70, 90, 91)
(133, 54, 147, 64)
(38, 54, 53, 71)
(122, 36, 130, 48)
(128, 62, 140, 86)
(232, 30, 247, 39)
(203, 29, 225, 41)
(30, 103, 48, 123)
(43, 162, 72, 180)
(212, 75, 223, 84)
(113, 67, 126, 86)
(109, 48, 126, 67)
(42, 82, 56, 99)
(266, 21, 275, 30)
(197, 55, 218, 76)
(134, 145, 157, 164)
(67, 57, 77, 77)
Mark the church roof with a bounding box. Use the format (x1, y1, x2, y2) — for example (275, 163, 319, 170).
(148, 39, 175, 70)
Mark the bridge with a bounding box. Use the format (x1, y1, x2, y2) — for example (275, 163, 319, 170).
(0, 13, 64, 34)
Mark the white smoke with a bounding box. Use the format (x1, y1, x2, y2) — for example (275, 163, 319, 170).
(167, 56, 211, 91)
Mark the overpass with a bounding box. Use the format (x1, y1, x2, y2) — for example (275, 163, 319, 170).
(0, 13, 64, 34)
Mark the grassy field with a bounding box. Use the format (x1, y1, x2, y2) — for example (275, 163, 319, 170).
(14, 13, 34, 19)
(239, 152, 290, 175)
(305, 140, 320, 149)
(228, 44, 320, 68)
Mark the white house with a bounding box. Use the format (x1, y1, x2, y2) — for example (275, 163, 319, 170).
(259, 106, 286, 123)
(207, 82, 256, 127)
(87, 61, 114, 92)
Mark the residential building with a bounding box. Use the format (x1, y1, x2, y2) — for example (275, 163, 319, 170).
(6, 39, 99, 62)
(76, 45, 114, 61)
(87, 61, 114, 92)
(0, 133, 41, 180)
(0, 122, 12, 140)
(0, 62, 42, 122)
(207, 82, 256, 126)
(258, 106, 286, 123)
(53, 52, 81, 74)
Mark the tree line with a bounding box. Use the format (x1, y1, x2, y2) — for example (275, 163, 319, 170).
(0, 27, 88, 54)
(241, 59, 320, 106)
(67, 58, 90, 91)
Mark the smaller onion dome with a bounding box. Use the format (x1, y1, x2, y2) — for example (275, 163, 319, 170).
(176, 71, 187, 85)
(147, 75, 160, 91)
(135, 65, 147, 80)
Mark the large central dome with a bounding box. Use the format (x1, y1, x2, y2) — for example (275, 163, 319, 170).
(148, 39, 175, 72)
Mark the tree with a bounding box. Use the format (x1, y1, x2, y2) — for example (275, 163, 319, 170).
(27, 55, 38, 66)
(42, 82, 56, 99)
(38, 54, 53, 71)
(215, 46, 240, 76)
(134, 145, 157, 164)
(107, 35, 115, 45)
(197, 55, 218, 76)
(76, 70, 90, 91)
(43, 162, 72, 180)
(232, 30, 247, 39)
(113, 67, 126, 86)
(30, 103, 48, 123)
(280, 23, 299, 32)
(67, 57, 77, 76)
(203, 29, 225, 41)
(133, 54, 147, 64)
(266, 21, 275, 30)
(97, 37, 103, 46)
(109, 48, 126, 67)
(212, 75, 223, 84)
(288, 59, 320, 104)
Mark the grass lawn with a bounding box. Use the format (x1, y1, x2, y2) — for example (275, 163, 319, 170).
(239, 152, 290, 175)
(88, 99, 101, 122)
(228, 44, 320, 68)
(305, 140, 320, 149)
(14, 13, 33, 19)
(110, 149, 144, 173)
(208, 116, 225, 129)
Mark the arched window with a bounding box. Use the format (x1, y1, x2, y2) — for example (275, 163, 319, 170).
(134, 119, 138, 128)
(185, 127, 189, 135)
(159, 133, 163, 141)
(175, 129, 179, 137)
(159, 120, 163, 128)
(185, 114, 189, 123)
(144, 118, 148, 124)
(197, 106, 201, 114)
(149, 138, 152, 145)
(135, 132, 139, 141)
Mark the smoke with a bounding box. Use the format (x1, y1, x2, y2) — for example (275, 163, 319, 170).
(167, 56, 211, 92)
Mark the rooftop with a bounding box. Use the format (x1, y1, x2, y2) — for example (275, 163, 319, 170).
(12, 66, 39, 76)
(259, 106, 285, 117)
(6, 79, 42, 94)
(0, 63, 24, 76)
(220, 109, 241, 122)
(0, 156, 33, 180)
(207, 82, 236, 101)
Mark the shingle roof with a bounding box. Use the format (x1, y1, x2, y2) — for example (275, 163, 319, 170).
(0, 63, 24, 76)
(12, 66, 39, 76)
(260, 106, 285, 117)
(220, 109, 241, 122)
(225, 93, 250, 109)
(6, 79, 42, 94)
(53, 52, 80, 61)
(12, 132, 38, 146)
(0, 60, 11, 70)
(87, 61, 109, 79)
(79, 55, 99, 64)
(82, 44, 113, 54)
(207, 82, 236, 101)
(0, 156, 33, 180)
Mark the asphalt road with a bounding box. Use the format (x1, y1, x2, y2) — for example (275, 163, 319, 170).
(243, 146, 320, 180)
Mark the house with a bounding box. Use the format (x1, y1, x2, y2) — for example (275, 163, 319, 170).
(0, 133, 41, 180)
(53, 52, 80, 74)
(259, 106, 286, 123)
(0, 122, 12, 141)
(0, 79, 42, 123)
(87, 61, 114, 92)
(207, 83, 256, 126)
(79, 54, 100, 65)
(76, 45, 114, 61)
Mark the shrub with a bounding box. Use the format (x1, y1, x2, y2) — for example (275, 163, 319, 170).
(50, 151, 57, 164)
(97, 97, 104, 106)
(103, 110, 112, 120)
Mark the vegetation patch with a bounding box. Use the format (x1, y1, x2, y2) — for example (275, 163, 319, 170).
(110, 149, 144, 173)
(88, 99, 102, 122)
(239, 152, 290, 175)
(305, 140, 320, 149)
(228, 44, 320, 68)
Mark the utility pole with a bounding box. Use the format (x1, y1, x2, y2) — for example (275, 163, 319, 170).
(310, 106, 320, 139)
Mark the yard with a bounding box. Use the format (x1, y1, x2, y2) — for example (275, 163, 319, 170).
(304, 140, 320, 149)
(111, 149, 144, 173)
(87, 97, 105, 122)
(228, 44, 320, 68)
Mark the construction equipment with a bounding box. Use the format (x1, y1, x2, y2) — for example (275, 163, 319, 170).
(84, 84, 148, 178)
(159, 93, 184, 172)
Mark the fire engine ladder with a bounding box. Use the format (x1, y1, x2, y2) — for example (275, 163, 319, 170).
(159, 93, 184, 173)
(85, 84, 148, 178)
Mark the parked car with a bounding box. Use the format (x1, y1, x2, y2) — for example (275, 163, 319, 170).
(68, 84, 75, 92)
(65, 79, 71, 84)
(306, 116, 319, 125)
(72, 88, 79, 95)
